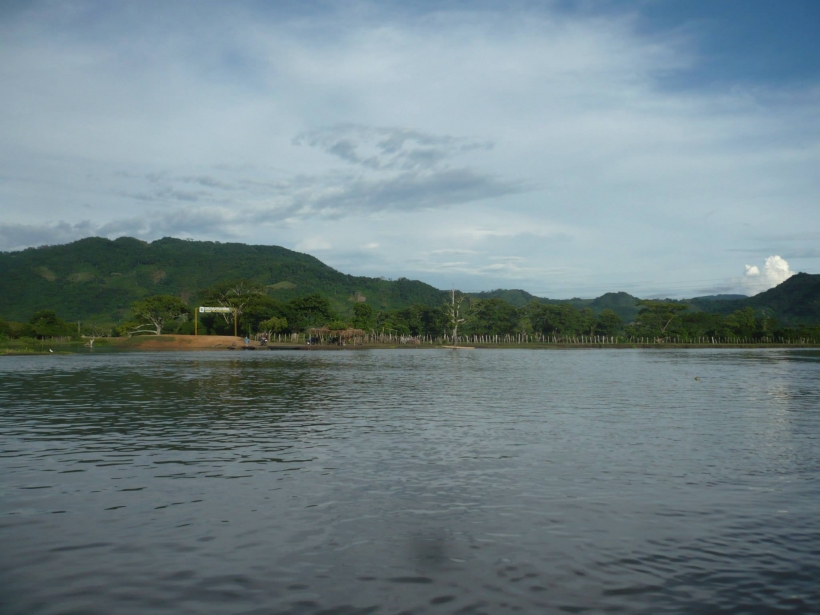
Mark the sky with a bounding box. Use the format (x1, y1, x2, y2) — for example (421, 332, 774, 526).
(1, 0, 819, 298)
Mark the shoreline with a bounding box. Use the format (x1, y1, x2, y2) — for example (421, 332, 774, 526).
(3, 334, 820, 355)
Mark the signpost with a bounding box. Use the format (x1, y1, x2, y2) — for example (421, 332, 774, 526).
(195, 306, 234, 336)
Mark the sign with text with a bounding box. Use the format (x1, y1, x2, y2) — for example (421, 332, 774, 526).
(199, 306, 233, 313)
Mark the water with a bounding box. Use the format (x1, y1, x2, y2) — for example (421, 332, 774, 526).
(1, 349, 819, 614)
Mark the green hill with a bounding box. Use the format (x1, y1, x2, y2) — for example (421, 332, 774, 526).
(468, 289, 540, 307)
(691, 273, 820, 325)
(2, 236, 818, 328)
(0, 236, 447, 322)
(476, 279, 820, 326)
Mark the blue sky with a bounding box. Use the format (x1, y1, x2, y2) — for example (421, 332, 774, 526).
(1, 0, 818, 297)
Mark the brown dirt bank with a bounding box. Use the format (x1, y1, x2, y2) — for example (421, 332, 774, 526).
(115, 335, 248, 350)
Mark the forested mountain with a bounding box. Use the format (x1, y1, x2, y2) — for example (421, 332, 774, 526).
(468, 289, 540, 307)
(689, 273, 820, 325)
(0, 237, 447, 321)
(1, 237, 818, 327)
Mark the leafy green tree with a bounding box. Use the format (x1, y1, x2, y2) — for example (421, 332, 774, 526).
(678, 312, 725, 339)
(382, 304, 439, 336)
(26, 310, 74, 338)
(377, 304, 447, 337)
(243, 296, 289, 332)
(465, 298, 520, 336)
(633, 301, 689, 339)
(288, 294, 335, 331)
(516, 314, 534, 336)
(596, 309, 623, 336)
(376, 308, 410, 335)
(725, 307, 757, 338)
(130, 295, 191, 335)
(758, 311, 779, 336)
(579, 307, 596, 336)
(6, 321, 26, 339)
(527, 302, 581, 336)
(418, 305, 448, 337)
(351, 303, 375, 331)
(258, 316, 288, 340)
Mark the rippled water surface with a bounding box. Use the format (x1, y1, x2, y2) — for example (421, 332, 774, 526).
(1, 349, 819, 614)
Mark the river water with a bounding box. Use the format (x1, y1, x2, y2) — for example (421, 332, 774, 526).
(1, 349, 819, 614)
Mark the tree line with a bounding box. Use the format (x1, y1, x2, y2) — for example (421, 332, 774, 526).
(3, 280, 819, 344)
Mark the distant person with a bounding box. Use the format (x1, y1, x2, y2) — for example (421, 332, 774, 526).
(244, 336, 249, 346)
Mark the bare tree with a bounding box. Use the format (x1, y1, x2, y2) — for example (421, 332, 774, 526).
(445, 288, 469, 343)
(129, 295, 190, 336)
(83, 323, 112, 348)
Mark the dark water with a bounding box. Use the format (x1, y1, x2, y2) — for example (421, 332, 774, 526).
(1, 349, 819, 615)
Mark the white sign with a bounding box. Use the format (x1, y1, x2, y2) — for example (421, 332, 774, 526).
(199, 306, 233, 313)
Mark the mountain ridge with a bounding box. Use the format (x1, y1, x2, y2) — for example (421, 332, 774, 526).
(0, 236, 447, 321)
(1, 237, 818, 325)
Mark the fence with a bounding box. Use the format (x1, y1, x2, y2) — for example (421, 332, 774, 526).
(259, 332, 820, 347)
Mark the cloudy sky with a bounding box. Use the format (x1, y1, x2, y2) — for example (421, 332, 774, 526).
(1, 0, 818, 298)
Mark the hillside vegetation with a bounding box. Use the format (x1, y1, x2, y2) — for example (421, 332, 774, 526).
(1, 237, 819, 329)
(0, 236, 446, 322)
(688, 273, 820, 324)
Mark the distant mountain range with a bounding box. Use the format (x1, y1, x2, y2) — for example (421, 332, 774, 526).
(470, 289, 646, 322)
(1, 237, 818, 325)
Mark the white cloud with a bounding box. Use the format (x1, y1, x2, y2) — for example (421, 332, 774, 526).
(743, 255, 795, 295)
(0, 3, 818, 296)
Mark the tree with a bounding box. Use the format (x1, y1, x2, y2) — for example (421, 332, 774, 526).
(679, 312, 725, 339)
(81, 322, 113, 348)
(579, 307, 596, 336)
(258, 316, 288, 340)
(725, 307, 757, 338)
(201, 279, 265, 336)
(758, 309, 779, 336)
(465, 298, 520, 336)
(527, 303, 581, 336)
(596, 309, 623, 336)
(243, 296, 289, 333)
(25, 310, 73, 338)
(444, 289, 470, 342)
(130, 295, 191, 335)
(351, 303, 375, 331)
(288, 294, 335, 331)
(634, 301, 689, 339)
